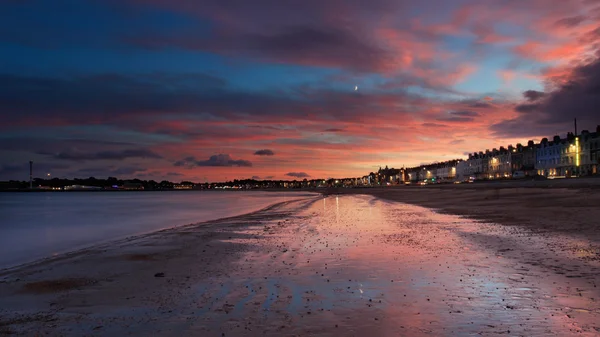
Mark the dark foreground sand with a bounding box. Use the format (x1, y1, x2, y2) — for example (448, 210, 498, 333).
(1, 188, 599, 336)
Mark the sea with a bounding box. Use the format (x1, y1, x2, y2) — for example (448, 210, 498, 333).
(0, 191, 316, 269)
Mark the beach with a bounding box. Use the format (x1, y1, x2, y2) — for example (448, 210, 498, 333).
(331, 178, 600, 236)
(1, 185, 599, 336)
(0, 191, 313, 269)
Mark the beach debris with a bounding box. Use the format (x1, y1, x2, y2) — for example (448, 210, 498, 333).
(154, 272, 165, 278)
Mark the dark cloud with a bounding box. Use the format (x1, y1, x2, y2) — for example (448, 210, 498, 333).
(238, 26, 388, 72)
(43, 149, 162, 161)
(554, 15, 587, 28)
(581, 26, 600, 44)
(173, 157, 194, 167)
(285, 172, 310, 178)
(523, 90, 546, 102)
(465, 101, 494, 109)
(264, 175, 274, 179)
(0, 73, 422, 130)
(174, 154, 252, 167)
(254, 149, 275, 156)
(449, 139, 465, 145)
(514, 103, 539, 113)
(123, 0, 400, 73)
(166, 172, 184, 177)
(0, 73, 228, 125)
(492, 52, 600, 137)
(436, 110, 480, 123)
(421, 123, 448, 128)
(251, 175, 261, 180)
(449, 110, 480, 117)
(324, 128, 345, 132)
(436, 116, 475, 123)
(421, 123, 449, 128)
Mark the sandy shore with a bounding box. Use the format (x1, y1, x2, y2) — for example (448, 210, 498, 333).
(1, 188, 599, 336)
(328, 181, 600, 241)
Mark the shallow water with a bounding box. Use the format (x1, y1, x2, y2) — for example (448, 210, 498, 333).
(0, 191, 314, 268)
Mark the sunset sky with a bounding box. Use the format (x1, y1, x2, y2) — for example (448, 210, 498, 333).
(1, 0, 600, 182)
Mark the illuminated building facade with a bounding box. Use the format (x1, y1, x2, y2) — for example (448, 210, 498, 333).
(487, 147, 512, 179)
(578, 127, 600, 176)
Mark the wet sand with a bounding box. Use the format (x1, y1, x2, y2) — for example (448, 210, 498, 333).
(1, 193, 599, 336)
(330, 183, 600, 244)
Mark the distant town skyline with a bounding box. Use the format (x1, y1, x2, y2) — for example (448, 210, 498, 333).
(1, 0, 600, 181)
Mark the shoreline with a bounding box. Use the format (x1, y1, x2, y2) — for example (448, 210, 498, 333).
(0, 196, 317, 334)
(0, 194, 320, 273)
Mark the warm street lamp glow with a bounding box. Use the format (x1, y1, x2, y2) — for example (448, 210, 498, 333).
(575, 137, 580, 167)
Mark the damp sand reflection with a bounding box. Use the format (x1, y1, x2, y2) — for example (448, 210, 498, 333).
(221, 195, 599, 336)
(0, 195, 598, 336)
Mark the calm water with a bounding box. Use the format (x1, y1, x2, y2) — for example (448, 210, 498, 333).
(0, 191, 316, 269)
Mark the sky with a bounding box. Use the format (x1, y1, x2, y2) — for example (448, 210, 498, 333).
(1, 0, 600, 182)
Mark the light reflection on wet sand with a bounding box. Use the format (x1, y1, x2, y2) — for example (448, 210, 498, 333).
(214, 195, 599, 336)
(1, 195, 598, 336)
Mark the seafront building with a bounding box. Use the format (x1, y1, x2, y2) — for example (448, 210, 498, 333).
(535, 128, 599, 177)
(510, 142, 537, 176)
(579, 128, 600, 175)
(490, 147, 512, 179)
(402, 160, 460, 183)
(380, 125, 600, 185)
